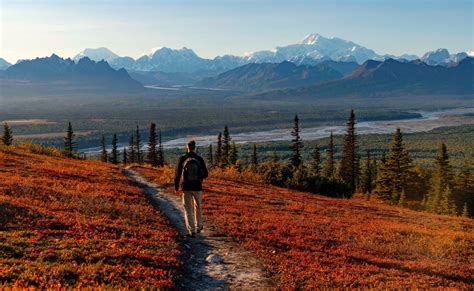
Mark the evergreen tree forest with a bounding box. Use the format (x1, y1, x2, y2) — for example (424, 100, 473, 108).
(6, 115, 470, 218)
(207, 112, 473, 217)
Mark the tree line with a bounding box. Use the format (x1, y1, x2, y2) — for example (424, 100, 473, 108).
(203, 111, 472, 217)
(2, 121, 166, 167)
(3, 114, 472, 217)
(97, 123, 165, 167)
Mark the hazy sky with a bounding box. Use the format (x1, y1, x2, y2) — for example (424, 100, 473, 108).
(1, 0, 473, 63)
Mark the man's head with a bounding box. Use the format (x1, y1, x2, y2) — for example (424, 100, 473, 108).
(186, 140, 196, 153)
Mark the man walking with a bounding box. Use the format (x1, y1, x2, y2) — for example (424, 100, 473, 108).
(175, 140, 208, 237)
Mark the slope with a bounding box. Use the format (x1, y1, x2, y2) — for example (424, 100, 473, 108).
(0, 145, 180, 288)
(135, 166, 474, 289)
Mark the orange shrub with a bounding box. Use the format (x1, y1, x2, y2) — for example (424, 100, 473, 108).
(0, 148, 180, 288)
(136, 166, 474, 289)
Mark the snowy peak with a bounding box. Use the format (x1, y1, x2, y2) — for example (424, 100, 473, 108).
(421, 48, 469, 66)
(0, 58, 11, 70)
(150, 47, 199, 59)
(74, 47, 120, 62)
(300, 33, 324, 45)
(246, 33, 380, 64)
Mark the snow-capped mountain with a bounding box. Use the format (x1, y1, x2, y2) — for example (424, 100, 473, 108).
(73, 47, 120, 62)
(0, 58, 11, 70)
(244, 33, 381, 64)
(421, 48, 468, 66)
(71, 34, 469, 73)
(134, 47, 207, 72)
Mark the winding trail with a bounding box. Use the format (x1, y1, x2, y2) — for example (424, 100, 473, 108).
(123, 167, 274, 290)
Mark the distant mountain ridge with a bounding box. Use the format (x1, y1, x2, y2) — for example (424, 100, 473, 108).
(1, 54, 143, 97)
(0, 58, 11, 70)
(421, 48, 468, 66)
(250, 57, 474, 100)
(196, 61, 343, 91)
(71, 33, 469, 73)
(73, 47, 119, 63)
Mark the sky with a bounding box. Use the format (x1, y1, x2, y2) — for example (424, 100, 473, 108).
(1, 0, 473, 63)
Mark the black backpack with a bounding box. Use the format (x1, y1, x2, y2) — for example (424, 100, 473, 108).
(181, 157, 202, 186)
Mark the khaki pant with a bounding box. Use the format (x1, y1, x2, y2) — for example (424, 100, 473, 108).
(182, 191, 203, 235)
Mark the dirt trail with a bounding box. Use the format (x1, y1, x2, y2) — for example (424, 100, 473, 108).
(124, 167, 274, 290)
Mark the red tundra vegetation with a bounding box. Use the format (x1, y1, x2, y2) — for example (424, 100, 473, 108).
(0, 147, 180, 288)
(136, 166, 474, 289)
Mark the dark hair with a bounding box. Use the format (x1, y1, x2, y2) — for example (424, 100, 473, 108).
(187, 140, 196, 151)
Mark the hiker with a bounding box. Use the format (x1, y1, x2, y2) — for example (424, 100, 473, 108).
(175, 140, 208, 237)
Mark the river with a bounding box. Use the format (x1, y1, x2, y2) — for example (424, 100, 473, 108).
(80, 107, 474, 153)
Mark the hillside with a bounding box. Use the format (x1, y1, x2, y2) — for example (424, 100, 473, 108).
(136, 166, 474, 289)
(0, 55, 144, 97)
(0, 146, 180, 288)
(1, 144, 472, 288)
(250, 57, 474, 100)
(196, 61, 342, 91)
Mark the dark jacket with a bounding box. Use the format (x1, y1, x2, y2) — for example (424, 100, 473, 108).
(175, 151, 208, 191)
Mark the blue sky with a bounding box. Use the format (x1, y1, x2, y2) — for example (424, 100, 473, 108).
(1, 0, 472, 62)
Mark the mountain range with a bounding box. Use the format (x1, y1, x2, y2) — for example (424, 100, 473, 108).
(68, 33, 469, 73)
(250, 57, 474, 100)
(0, 54, 143, 97)
(1, 33, 471, 99)
(196, 61, 344, 91)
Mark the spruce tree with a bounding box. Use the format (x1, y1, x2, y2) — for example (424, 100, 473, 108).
(100, 134, 108, 162)
(456, 158, 472, 215)
(64, 122, 75, 157)
(310, 143, 321, 176)
(289, 114, 303, 168)
(216, 132, 223, 167)
(157, 130, 164, 166)
(338, 110, 358, 193)
(207, 144, 214, 167)
(361, 149, 373, 194)
(457, 158, 471, 194)
(380, 151, 387, 164)
(2, 123, 13, 146)
(398, 189, 406, 207)
(251, 144, 258, 166)
(223, 126, 231, 167)
(323, 131, 335, 178)
(110, 134, 118, 164)
(122, 148, 127, 164)
(462, 203, 469, 217)
(147, 123, 158, 166)
(426, 143, 452, 213)
(389, 129, 412, 201)
(228, 142, 238, 166)
(371, 158, 378, 183)
(375, 129, 412, 201)
(135, 126, 142, 164)
(128, 135, 136, 163)
(439, 186, 456, 215)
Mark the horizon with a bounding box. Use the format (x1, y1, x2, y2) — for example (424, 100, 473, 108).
(1, 0, 473, 63)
